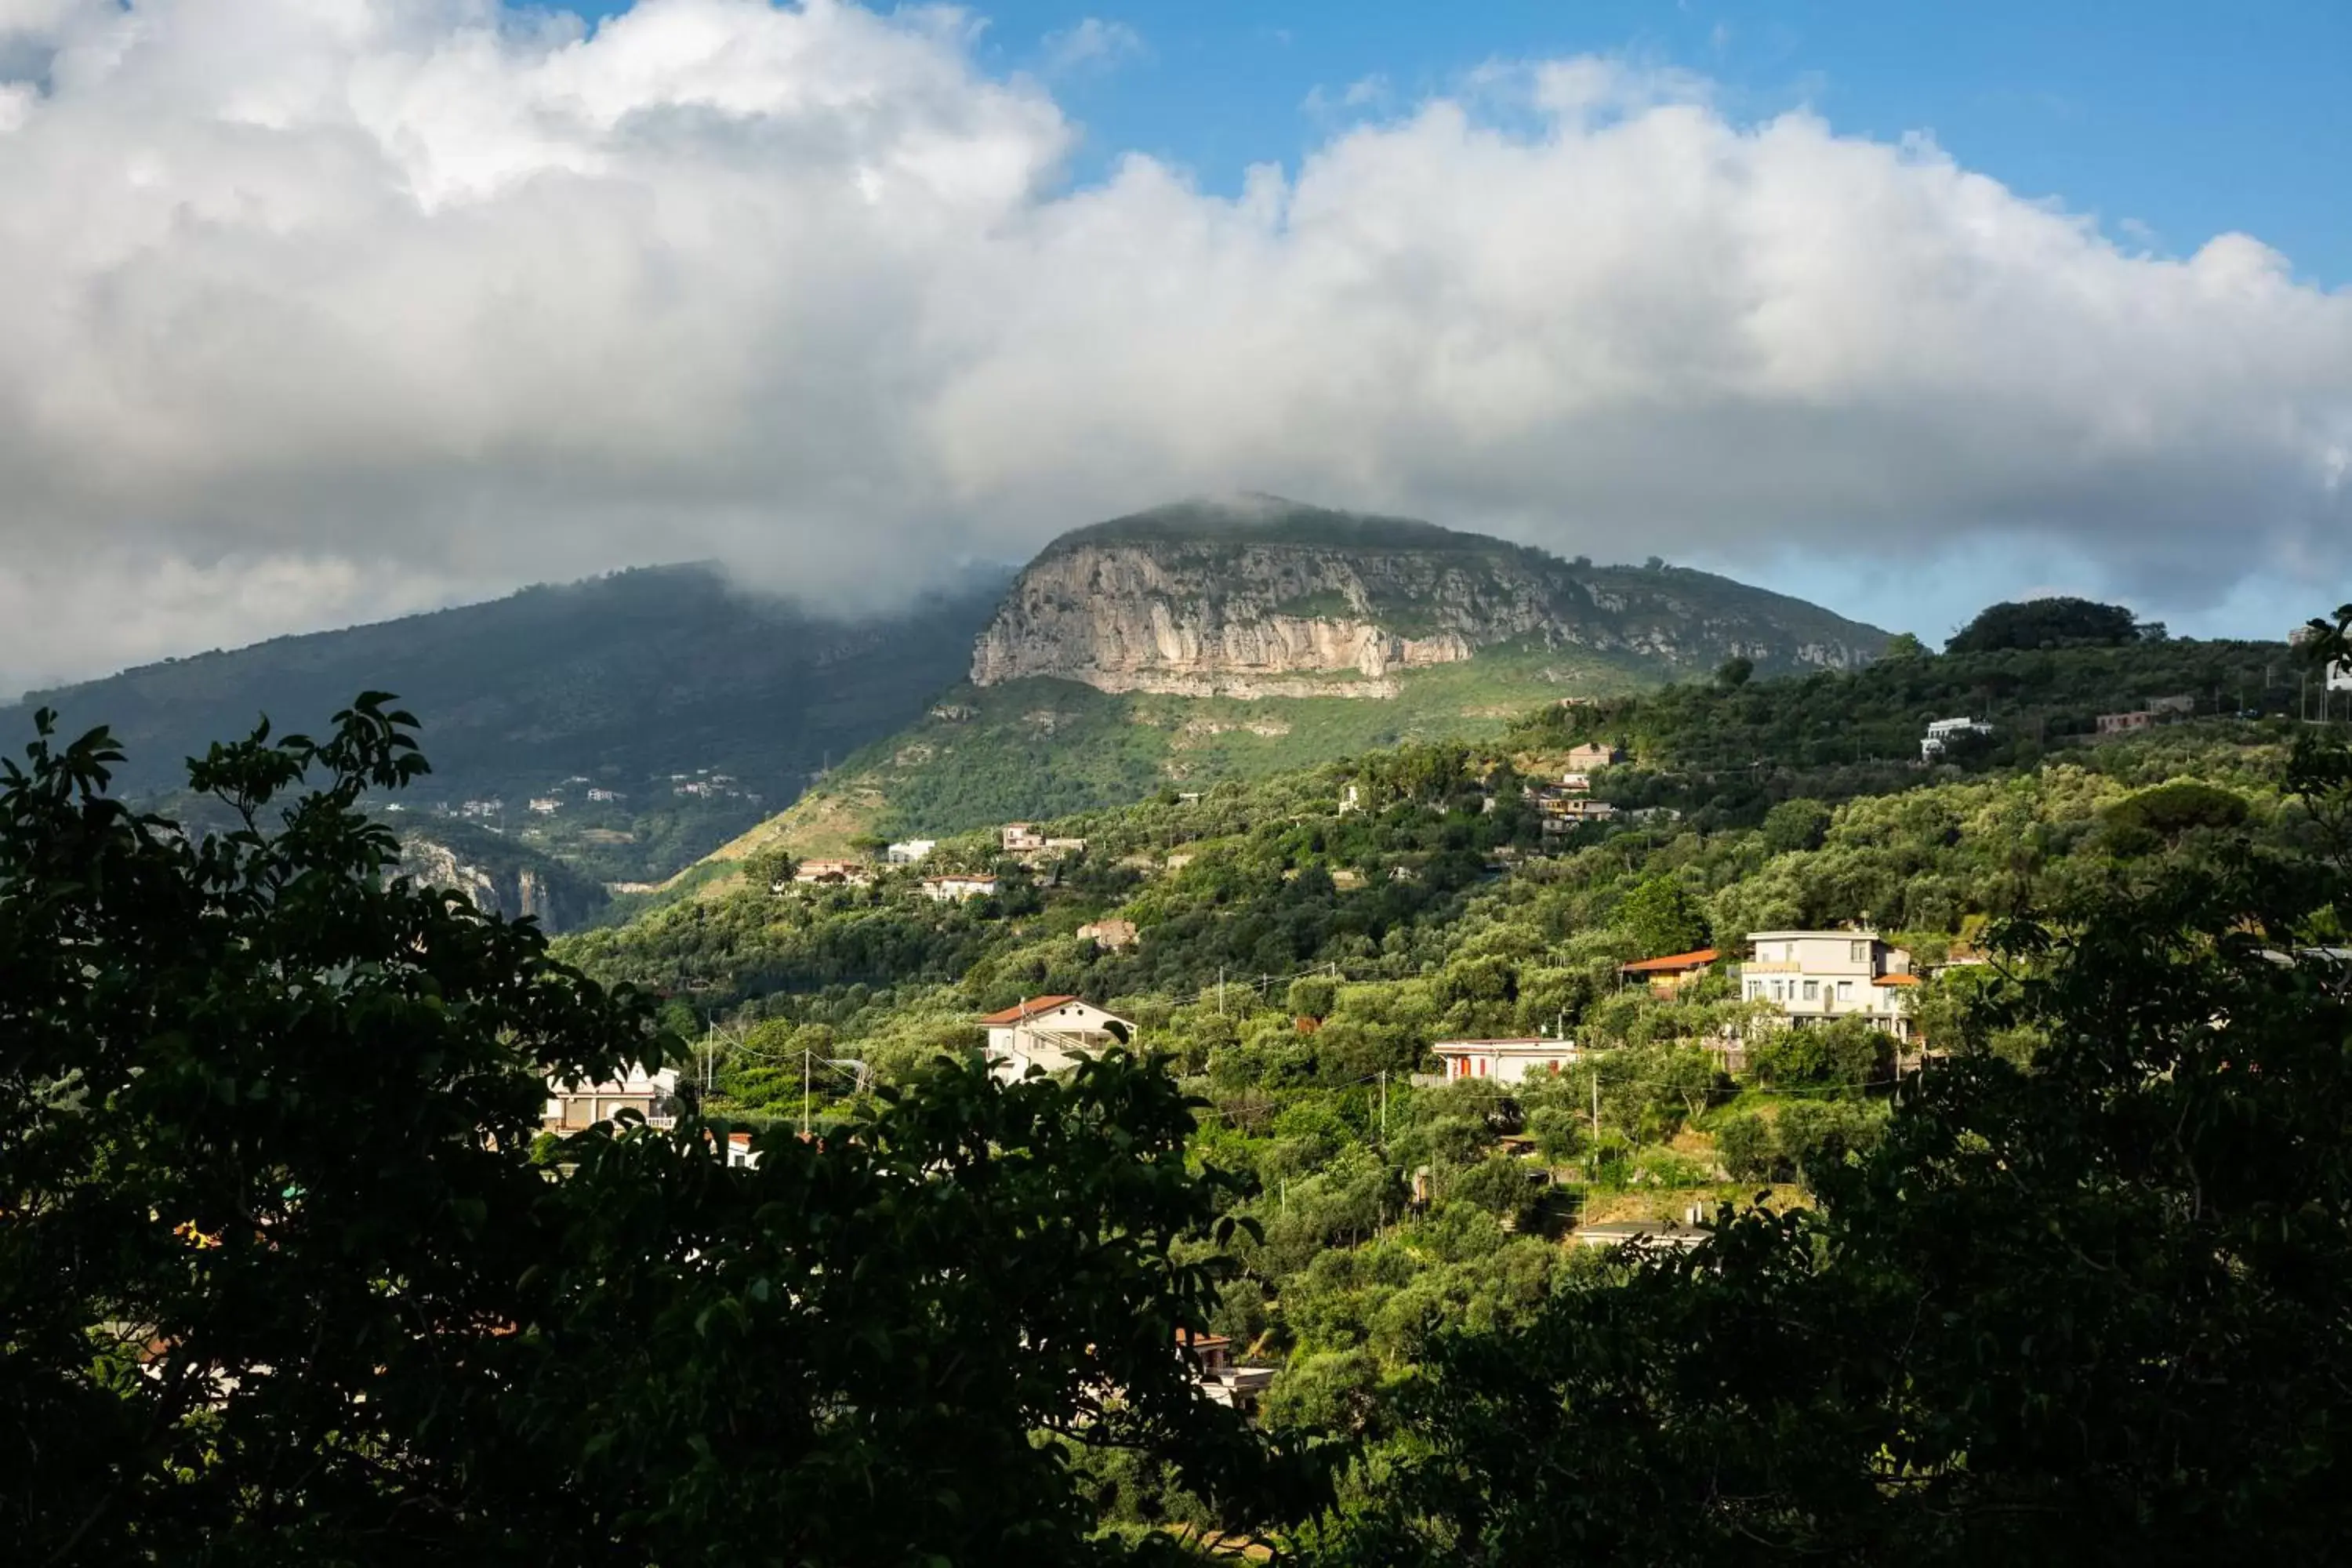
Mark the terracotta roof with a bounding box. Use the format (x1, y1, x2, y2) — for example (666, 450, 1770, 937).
(977, 995, 1080, 1026)
(1176, 1328, 1230, 1349)
(1872, 974, 1922, 986)
(1619, 947, 1719, 974)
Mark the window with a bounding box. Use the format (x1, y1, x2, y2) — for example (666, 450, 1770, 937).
(1849, 941, 1867, 962)
(1802, 980, 1820, 1001)
(1772, 980, 1785, 1001)
(1838, 981, 1853, 1000)
(1748, 981, 1763, 999)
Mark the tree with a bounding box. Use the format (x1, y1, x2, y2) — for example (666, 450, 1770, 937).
(1301, 729, 2352, 1563)
(1882, 631, 1928, 659)
(1715, 655, 1755, 689)
(0, 701, 1287, 1563)
(1945, 596, 2140, 654)
(1712, 1112, 1778, 1181)
(1614, 876, 1711, 960)
(1744, 1015, 1884, 1089)
(1761, 797, 1833, 854)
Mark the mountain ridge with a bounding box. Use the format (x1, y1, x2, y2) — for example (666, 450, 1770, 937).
(970, 497, 1889, 698)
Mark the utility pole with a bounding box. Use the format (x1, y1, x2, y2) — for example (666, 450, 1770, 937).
(1217, 967, 1225, 1017)
(1591, 1069, 1601, 1143)
(802, 1047, 812, 1140)
(1378, 1070, 1388, 1144)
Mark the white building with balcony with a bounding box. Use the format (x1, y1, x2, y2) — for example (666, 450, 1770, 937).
(978, 996, 1135, 1083)
(544, 1064, 681, 1131)
(1920, 717, 1993, 760)
(1737, 930, 1918, 1038)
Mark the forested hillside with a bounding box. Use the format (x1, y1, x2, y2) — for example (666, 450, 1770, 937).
(14, 612, 2352, 1560)
(2, 562, 1009, 882)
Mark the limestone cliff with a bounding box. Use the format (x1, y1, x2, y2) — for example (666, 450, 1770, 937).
(971, 498, 1888, 697)
(399, 832, 606, 933)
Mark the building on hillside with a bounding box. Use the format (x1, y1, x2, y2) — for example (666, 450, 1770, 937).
(1920, 717, 1993, 760)
(1536, 797, 1619, 833)
(2097, 695, 2196, 735)
(1431, 1036, 1585, 1084)
(885, 838, 936, 866)
(1563, 743, 1623, 771)
(1179, 1328, 1275, 1411)
(922, 873, 998, 902)
(978, 996, 1136, 1083)
(528, 797, 561, 815)
(545, 1065, 681, 1131)
(459, 799, 503, 819)
(1043, 836, 1088, 853)
(1078, 918, 1138, 951)
(1001, 822, 1046, 852)
(1338, 783, 1362, 815)
(586, 787, 624, 803)
(1736, 931, 1918, 1040)
(1571, 1216, 1708, 1250)
(1618, 947, 1719, 996)
(792, 858, 873, 887)
(1558, 771, 1592, 794)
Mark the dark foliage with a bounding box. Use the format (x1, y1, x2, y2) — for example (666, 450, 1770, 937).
(0, 700, 1287, 1564)
(1947, 596, 2140, 654)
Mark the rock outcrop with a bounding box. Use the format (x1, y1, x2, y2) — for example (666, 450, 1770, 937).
(399, 833, 604, 932)
(971, 498, 1888, 698)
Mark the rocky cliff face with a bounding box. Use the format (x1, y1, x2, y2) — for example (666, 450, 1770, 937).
(400, 833, 604, 932)
(971, 499, 1888, 698)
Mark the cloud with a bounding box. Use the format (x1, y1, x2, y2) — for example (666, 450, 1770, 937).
(1040, 16, 1142, 75)
(0, 0, 2345, 689)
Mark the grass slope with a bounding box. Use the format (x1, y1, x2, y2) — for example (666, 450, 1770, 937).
(686, 640, 1669, 876)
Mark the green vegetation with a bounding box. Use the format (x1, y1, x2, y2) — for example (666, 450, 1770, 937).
(2, 562, 1008, 882)
(15, 608, 2352, 1559)
(0, 699, 1279, 1562)
(1946, 593, 2147, 652)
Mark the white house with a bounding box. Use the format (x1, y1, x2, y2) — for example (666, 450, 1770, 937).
(922, 873, 998, 902)
(886, 838, 937, 866)
(979, 996, 1136, 1083)
(1737, 930, 1918, 1038)
(587, 787, 624, 803)
(1563, 743, 1623, 771)
(528, 797, 561, 815)
(544, 1065, 681, 1131)
(1920, 717, 1993, 760)
(1431, 1036, 1586, 1084)
(1001, 822, 1046, 852)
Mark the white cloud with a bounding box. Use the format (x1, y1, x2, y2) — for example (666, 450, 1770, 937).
(0, 0, 2345, 689)
(1040, 16, 1141, 75)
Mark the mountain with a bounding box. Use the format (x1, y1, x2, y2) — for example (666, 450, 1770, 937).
(969, 496, 1886, 696)
(4, 562, 1010, 901)
(692, 499, 1895, 876)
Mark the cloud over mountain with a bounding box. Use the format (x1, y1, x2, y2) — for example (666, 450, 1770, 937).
(0, 0, 2346, 684)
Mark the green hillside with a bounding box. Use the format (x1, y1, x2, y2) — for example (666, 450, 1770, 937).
(560, 628, 2344, 1543)
(693, 638, 1671, 869)
(5, 562, 1009, 882)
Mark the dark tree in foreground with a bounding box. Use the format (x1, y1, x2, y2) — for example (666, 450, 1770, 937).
(0, 699, 1279, 1564)
(1302, 728, 2352, 1563)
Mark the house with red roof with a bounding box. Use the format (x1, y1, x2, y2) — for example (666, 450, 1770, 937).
(978, 996, 1136, 1083)
(1617, 947, 1719, 996)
